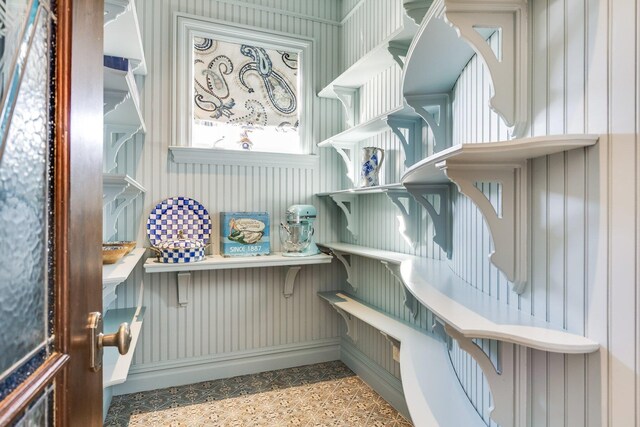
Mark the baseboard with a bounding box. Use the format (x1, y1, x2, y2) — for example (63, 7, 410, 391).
(113, 338, 341, 395)
(340, 338, 411, 420)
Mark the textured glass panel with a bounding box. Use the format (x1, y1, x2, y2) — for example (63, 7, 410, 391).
(12, 384, 52, 427)
(0, 5, 51, 375)
(0, 0, 33, 103)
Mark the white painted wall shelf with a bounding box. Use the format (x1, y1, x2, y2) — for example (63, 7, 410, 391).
(103, 306, 146, 388)
(103, 64, 146, 173)
(104, 0, 147, 75)
(144, 253, 332, 305)
(103, 174, 146, 242)
(403, 0, 528, 138)
(318, 104, 422, 184)
(318, 242, 419, 317)
(318, 291, 485, 427)
(316, 185, 420, 247)
(402, 134, 600, 290)
(103, 248, 146, 310)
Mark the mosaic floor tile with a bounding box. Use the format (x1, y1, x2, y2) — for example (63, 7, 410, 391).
(104, 361, 413, 426)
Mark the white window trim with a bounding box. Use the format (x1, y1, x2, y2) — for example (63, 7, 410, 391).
(172, 12, 315, 165)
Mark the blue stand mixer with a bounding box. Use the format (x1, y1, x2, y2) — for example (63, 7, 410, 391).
(279, 205, 320, 257)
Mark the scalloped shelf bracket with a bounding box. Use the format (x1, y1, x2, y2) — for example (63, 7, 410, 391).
(331, 142, 357, 186)
(104, 0, 128, 25)
(403, 0, 433, 25)
(283, 266, 302, 298)
(444, 324, 517, 427)
(387, 41, 409, 69)
(328, 194, 358, 239)
(380, 332, 402, 362)
(332, 305, 357, 342)
(104, 123, 142, 173)
(385, 190, 420, 249)
(386, 115, 422, 168)
(440, 161, 527, 292)
(331, 250, 356, 290)
(443, 0, 528, 138)
(405, 184, 452, 258)
(333, 85, 360, 128)
(405, 94, 451, 149)
(103, 184, 143, 242)
(380, 260, 419, 319)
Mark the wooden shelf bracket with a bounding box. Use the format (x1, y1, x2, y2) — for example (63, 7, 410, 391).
(440, 161, 528, 292)
(405, 184, 452, 257)
(333, 85, 360, 128)
(327, 193, 358, 239)
(283, 266, 302, 298)
(380, 260, 419, 319)
(386, 114, 422, 168)
(385, 190, 420, 249)
(403, 0, 433, 25)
(387, 41, 410, 69)
(332, 305, 358, 342)
(443, 0, 528, 138)
(405, 94, 451, 149)
(331, 250, 356, 290)
(331, 142, 357, 186)
(444, 324, 517, 427)
(103, 123, 142, 173)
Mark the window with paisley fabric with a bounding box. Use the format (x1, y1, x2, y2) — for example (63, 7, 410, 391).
(192, 37, 300, 153)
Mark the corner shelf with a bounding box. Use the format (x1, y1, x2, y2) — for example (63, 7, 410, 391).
(143, 253, 333, 305)
(319, 6, 420, 127)
(103, 64, 146, 173)
(318, 291, 485, 427)
(318, 104, 422, 185)
(103, 248, 146, 310)
(403, 0, 528, 140)
(103, 306, 146, 388)
(316, 184, 420, 248)
(402, 134, 599, 291)
(318, 242, 419, 318)
(104, 0, 147, 75)
(103, 174, 146, 242)
(318, 242, 600, 426)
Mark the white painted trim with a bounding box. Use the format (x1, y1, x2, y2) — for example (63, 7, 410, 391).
(113, 339, 341, 395)
(172, 13, 315, 154)
(168, 146, 320, 168)
(340, 338, 411, 419)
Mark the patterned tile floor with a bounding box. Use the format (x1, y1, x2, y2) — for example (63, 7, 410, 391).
(104, 361, 413, 426)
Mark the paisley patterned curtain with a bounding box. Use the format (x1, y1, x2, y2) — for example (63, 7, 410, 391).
(193, 37, 299, 130)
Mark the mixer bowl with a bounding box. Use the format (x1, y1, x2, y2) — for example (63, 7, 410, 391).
(279, 223, 312, 253)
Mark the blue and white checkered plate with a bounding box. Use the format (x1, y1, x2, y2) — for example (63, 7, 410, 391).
(146, 197, 211, 246)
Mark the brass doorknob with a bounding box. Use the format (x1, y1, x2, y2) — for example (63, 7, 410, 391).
(100, 323, 132, 355)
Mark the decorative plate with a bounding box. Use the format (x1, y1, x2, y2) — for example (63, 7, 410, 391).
(146, 197, 211, 246)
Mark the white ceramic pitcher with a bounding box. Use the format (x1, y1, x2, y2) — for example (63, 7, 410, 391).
(360, 147, 385, 187)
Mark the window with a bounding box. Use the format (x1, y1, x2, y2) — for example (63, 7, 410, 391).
(173, 14, 313, 159)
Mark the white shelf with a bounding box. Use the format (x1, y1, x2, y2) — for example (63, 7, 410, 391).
(318, 15, 418, 100)
(320, 243, 599, 426)
(319, 104, 422, 185)
(103, 248, 146, 310)
(144, 252, 332, 273)
(318, 292, 484, 427)
(144, 253, 332, 305)
(104, 0, 147, 75)
(317, 186, 420, 247)
(401, 135, 599, 289)
(103, 307, 145, 388)
(403, 0, 528, 137)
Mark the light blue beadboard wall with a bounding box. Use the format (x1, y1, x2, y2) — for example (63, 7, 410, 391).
(110, 0, 640, 425)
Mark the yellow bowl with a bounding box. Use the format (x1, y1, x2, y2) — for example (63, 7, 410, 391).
(103, 241, 136, 255)
(102, 246, 128, 264)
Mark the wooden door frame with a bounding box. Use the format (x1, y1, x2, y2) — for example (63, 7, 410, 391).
(0, 0, 105, 425)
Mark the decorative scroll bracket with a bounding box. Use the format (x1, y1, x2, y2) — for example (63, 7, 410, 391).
(405, 184, 452, 258)
(331, 142, 357, 186)
(387, 41, 409, 69)
(104, 123, 142, 173)
(386, 115, 422, 168)
(405, 94, 451, 150)
(104, 0, 129, 25)
(333, 85, 360, 128)
(283, 266, 302, 298)
(177, 272, 191, 307)
(380, 332, 402, 362)
(440, 161, 528, 292)
(332, 305, 357, 342)
(331, 250, 356, 290)
(443, 0, 528, 138)
(380, 260, 419, 319)
(103, 184, 143, 242)
(328, 193, 358, 239)
(444, 324, 516, 427)
(403, 0, 433, 25)
(385, 190, 420, 249)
